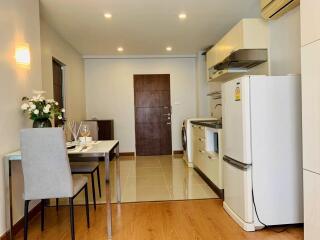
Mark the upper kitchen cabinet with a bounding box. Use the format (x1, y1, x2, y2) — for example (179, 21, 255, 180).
(301, 0, 320, 46)
(301, 40, 320, 174)
(206, 19, 268, 82)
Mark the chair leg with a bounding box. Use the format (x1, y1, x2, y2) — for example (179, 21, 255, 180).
(41, 199, 45, 231)
(84, 184, 90, 228)
(56, 198, 59, 212)
(96, 166, 102, 198)
(69, 198, 75, 240)
(90, 172, 97, 210)
(24, 200, 30, 240)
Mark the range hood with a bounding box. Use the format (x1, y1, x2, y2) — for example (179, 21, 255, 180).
(213, 49, 268, 70)
(208, 68, 248, 82)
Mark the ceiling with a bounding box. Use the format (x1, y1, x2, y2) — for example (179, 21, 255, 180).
(40, 0, 261, 55)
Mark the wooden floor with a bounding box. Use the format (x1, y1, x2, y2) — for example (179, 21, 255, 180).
(15, 199, 303, 240)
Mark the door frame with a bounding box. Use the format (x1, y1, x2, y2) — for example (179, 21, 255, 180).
(52, 57, 66, 120)
(133, 74, 173, 156)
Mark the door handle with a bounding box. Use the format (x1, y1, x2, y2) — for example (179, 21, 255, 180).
(163, 113, 171, 116)
(166, 122, 171, 125)
(223, 156, 251, 170)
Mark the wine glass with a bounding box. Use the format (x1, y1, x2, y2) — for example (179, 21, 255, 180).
(80, 124, 91, 146)
(67, 120, 80, 144)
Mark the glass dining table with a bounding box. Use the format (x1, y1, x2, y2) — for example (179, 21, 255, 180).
(5, 140, 121, 240)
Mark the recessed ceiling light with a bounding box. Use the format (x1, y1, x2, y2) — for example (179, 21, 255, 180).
(166, 46, 173, 52)
(104, 13, 112, 19)
(178, 13, 187, 20)
(117, 47, 124, 52)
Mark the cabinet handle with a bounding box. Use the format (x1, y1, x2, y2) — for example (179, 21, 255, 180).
(199, 150, 205, 153)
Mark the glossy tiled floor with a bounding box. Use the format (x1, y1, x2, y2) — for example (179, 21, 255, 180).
(64, 155, 218, 206)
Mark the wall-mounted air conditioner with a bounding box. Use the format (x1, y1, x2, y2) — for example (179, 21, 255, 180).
(261, 0, 300, 20)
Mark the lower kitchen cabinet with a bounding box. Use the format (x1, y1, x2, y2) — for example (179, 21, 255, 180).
(304, 170, 320, 240)
(202, 152, 221, 188)
(191, 123, 224, 196)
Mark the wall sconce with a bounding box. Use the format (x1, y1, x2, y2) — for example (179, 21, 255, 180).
(15, 44, 30, 66)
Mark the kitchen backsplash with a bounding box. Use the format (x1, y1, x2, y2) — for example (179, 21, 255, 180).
(210, 98, 222, 119)
(208, 81, 222, 119)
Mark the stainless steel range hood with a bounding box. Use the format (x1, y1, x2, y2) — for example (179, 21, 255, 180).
(213, 49, 268, 70)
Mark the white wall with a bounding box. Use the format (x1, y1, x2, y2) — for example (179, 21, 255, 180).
(0, 0, 42, 235)
(269, 7, 301, 75)
(40, 18, 86, 121)
(196, 52, 210, 117)
(85, 57, 197, 152)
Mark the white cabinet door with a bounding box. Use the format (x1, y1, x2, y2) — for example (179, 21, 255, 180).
(301, 41, 320, 174)
(304, 170, 320, 240)
(202, 153, 219, 186)
(301, 0, 320, 46)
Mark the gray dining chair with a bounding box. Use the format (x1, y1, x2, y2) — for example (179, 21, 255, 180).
(20, 128, 90, 240)
(69, 120, 101, 210)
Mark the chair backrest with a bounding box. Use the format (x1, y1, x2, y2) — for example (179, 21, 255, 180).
(81, 121, 98, 141)
(20, 128, 73, 200)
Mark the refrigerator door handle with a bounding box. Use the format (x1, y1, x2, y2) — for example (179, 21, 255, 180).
(223, 155, 251, 171)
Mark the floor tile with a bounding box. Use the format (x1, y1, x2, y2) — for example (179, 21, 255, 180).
(54, 155, 219, 206)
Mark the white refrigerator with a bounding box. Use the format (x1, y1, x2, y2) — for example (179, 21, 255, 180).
(222, 75, 303, 231)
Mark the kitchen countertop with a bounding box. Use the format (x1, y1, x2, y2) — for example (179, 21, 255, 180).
(191, 120, 223, 129)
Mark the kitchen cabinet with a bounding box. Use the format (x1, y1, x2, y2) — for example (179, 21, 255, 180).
(301, 41, 320, 174)
(192, 124, 205, 169)
(191, 123, 224, 194)
(206, 18, 268, 81)
(202, 152, 220, 188)
(303, 170, 320, 240)
(301, 0, 320, 46)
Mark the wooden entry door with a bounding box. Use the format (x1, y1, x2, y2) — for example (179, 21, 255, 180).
(134, 74, 172, 156)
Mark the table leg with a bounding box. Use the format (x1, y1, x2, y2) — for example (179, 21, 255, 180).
(104, 153, 112, 239)
(116, 144, 121, 203)
(9, 160, 13, 240)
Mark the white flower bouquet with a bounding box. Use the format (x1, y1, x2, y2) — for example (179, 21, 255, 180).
(21, 94, 65, 126)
